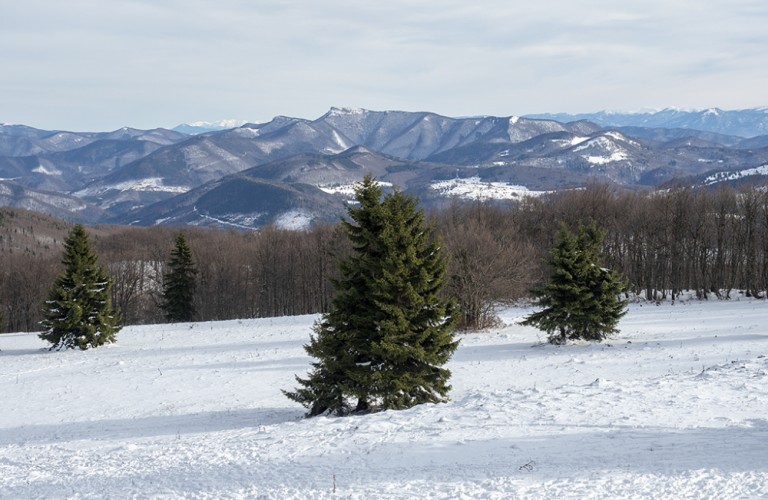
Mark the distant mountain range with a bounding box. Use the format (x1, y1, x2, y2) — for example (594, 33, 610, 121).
(172, 119, 249, 135)
(2, 106, 768, 229)
(526, 107, 768, 138)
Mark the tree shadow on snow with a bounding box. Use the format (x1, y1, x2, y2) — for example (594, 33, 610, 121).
(620, 333, 768, 350)
(110, 339, 306, 359)
(163, 356, 311, 373)
(452, 340, 556, 362)
(5, 418, 768, 498)
(19, 421, 764, 496)
(280, 421, 768, 479)
(453, 331, 768, 363)
(0, 406, 304, 446)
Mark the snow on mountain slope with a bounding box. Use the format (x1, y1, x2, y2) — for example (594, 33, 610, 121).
(318, 181, 394, 196)
(273, 209, 314, 230)
(190, 119, 247, 129)
(703, 164, 768, 185)
(0, 181, 92, 217)
(74, 177, 190, 197)
(571, 134, 634, 165)
(31, 164, 62, 176)
(173, 120, 249, 135)
(112, 178, 191, 194)
(506, 116, 572, 143)
(430, 177, 549, 201)
(1, 298, 766, 498)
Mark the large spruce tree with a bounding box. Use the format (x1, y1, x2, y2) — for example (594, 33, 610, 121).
(285, 176, 458, 416)
(40, 224, 120, 350)
(522, 221, 627, 344)
(161, 231, 198, 322)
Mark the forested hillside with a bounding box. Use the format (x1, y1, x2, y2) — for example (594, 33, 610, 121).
(3, 183, 768, 333)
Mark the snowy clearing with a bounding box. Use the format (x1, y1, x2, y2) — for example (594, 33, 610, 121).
(274, 210, 314, 231)
(430, 177, 549, 201)
(318, 181, 394, 196)
(1, 299, 767, 498)
(704, 164, 768, 186)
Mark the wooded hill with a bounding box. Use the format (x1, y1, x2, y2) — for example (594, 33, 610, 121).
(2, 182, 768, 333)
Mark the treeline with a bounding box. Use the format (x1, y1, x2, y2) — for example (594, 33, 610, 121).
(2, 183, 768, 333)
(0, 222, 347, 333)
(521, 184, 768, 301)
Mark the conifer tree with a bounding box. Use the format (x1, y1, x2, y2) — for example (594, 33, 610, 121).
(161, 231, 198, 322)
(370, 190, 459, 410)
(285, 176, 458, 416)
(522, 221, 627, 344)
(40, 224, 120, 350)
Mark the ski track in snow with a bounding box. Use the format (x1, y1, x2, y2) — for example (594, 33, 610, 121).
(1, 300, 767, 498)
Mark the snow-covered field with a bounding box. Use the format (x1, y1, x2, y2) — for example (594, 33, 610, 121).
(1, 298, 767, 498)
(429, 177, 548, 201)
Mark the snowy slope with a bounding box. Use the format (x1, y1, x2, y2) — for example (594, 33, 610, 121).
(430, 177, 549, 201)
(1, 299, 767, 498)
(703, 164, 768, 186)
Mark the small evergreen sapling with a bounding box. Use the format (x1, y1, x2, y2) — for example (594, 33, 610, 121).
(161, 232, 198, 322)
(40, 224, 120, 350)
(523, 221, 627, 344)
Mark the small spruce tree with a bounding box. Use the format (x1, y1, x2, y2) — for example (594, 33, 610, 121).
(285, 176, 458, 416)
(522, 221, 627, 344)
(160, 232, 198, 322)
(40, 224, 120, 350)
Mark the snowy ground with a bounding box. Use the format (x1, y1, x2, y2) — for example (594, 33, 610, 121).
(1, 297, 767, 498)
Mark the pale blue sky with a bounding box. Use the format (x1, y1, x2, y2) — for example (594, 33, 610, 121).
(2, 0, 767, 131)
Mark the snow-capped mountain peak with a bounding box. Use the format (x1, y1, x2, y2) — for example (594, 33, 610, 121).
(173, 119, 250, 135)
(327, 107, 366, 116)
(189, 119, 248, 128)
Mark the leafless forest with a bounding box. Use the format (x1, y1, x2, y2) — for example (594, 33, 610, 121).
(2, 183, 768, 333)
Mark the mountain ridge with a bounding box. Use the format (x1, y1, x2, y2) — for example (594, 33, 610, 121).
(3, 107, 768, 229)
(526, 107, 768, 138)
